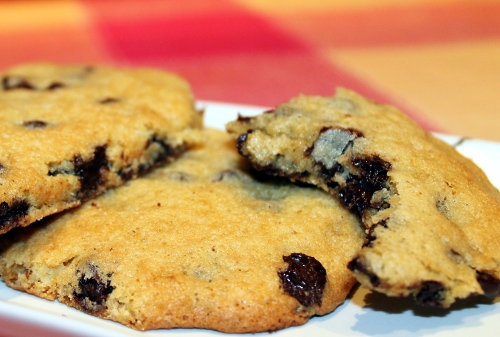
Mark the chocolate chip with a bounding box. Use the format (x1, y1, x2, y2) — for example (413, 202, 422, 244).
(74, 264, 114, 312)
(0, 199, 30, 230)
(476, 271, 500, 298)
(415, 281, 445, 307)
(339, 156, 392, 217)
(346, 128, 364, 138)
(48, 146, 109, 200)
(117, 167, 134, 182)
(2, 76, 67, 91)
(364, 219, 388, 247)
(134, 136, 184, 176)
(306, 128, 361, 168)
(319, 162, 343, 181)
(347, 257, 380, 287)
(436, 197, 452, 220)
(329, 97, 358, 112)
(2, 76, 35, 90)
(236, 115, 254, 123)
(83, 66, 95, 74)
(253, 163, 286, 178)
(22, 120, 48, 129)
(46, 82, 65, 90)
(278, 253, 327, 307)
(74, 146, 109, 200)
(148, 135, 182, 165)
(214, 169, 240, 181)
(99, 97, 119, 104)
(167, 171, 193, 181)
(241, 151, 309, 182)
(236, 130, 252, 155)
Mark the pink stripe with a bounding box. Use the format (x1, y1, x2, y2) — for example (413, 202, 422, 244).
(89, 8, 307, 60)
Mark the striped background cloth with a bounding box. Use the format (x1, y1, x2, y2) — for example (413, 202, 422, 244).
(0, 0, 499, 141)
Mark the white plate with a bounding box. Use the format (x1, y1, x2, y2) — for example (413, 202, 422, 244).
(1, 102, 499, 337)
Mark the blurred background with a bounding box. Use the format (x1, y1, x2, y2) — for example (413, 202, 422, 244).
(0, 0, 498, 140)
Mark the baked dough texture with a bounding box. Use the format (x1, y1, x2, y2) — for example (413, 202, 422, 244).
(0, 129, 363, 333)
(0, 63, 202, 234)
(227, 88, 500, 308)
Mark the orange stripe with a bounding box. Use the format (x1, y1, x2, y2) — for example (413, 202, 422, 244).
(273, 2, 500, 48)
(0, 28, 109, 70)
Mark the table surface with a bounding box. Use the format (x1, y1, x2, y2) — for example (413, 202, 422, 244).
(0, 0, 498, 141)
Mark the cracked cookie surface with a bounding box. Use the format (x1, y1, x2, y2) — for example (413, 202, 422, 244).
(0, 63, 202, 234)
(0, 129, 363, 333)
(226, 88, 500, 308)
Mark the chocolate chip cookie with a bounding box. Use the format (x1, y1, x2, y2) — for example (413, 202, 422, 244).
(0, 129, 364, 332)
(226, 88, 500, 308)
(0, 63, 202, 234)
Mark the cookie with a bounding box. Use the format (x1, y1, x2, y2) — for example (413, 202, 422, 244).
(0, 63, 202, 234)
(226, 88, 500, 308)
(0, 129, 364, 333)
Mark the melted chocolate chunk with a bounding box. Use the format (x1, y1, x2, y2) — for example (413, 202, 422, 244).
(352, 156, 392, 190)
(74, 264, 114, 312)
(347, 257, 380, 287)
(0, 199, 30, 230)
(23, 120, 48, 129)
(2, 76, 35, 90)
(339, 181, 370, 216)
(476, 271, 500, 298)
(339, 156, 391, 217)
(278, 253, 327, 307)
(415, 281, 445, 307)
(74, 146, 109, 200)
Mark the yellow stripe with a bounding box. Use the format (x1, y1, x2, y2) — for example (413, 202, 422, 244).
(0, 1, 88, 31)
